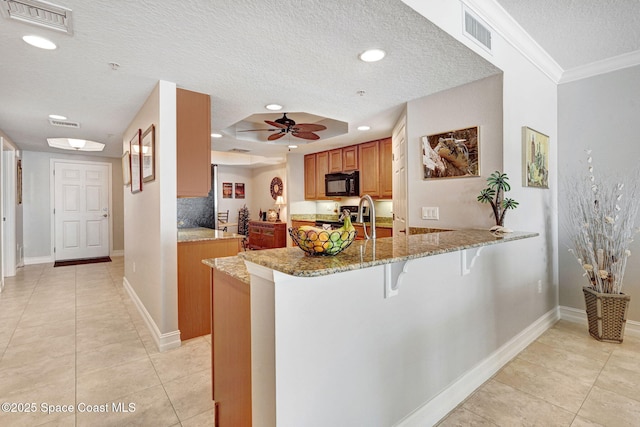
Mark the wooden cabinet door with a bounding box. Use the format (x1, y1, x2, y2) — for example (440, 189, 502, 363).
(177, 88, 211, 197)
(379, 137, 393, 199)
(328, 149, 343, 173)
(343, 146, 358, 171)
(315, 151, 329, 199)
(359, 140, 380, 197)
(304, 154, 316, 200)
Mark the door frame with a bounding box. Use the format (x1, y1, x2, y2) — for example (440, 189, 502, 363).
(50, 159, 113, 260)
(2, 143, 16, 278)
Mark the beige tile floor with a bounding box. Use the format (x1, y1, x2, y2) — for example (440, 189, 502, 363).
(2, 258, 640, 427)
(0, 257, 214, 427)
(438, 320, 640, 426)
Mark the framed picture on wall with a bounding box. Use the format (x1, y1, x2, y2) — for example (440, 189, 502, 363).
(130, 129, 142, 193)
(522, 126, 549, 188)
(235, 183, 245, 199)
(141, 124, 155, 182)
(422, 126, 479, 179)
(122, 151, 131, 186)
(223, 182, 233, 198)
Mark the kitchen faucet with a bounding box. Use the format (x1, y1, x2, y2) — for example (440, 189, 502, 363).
(357, 194, 376, 240)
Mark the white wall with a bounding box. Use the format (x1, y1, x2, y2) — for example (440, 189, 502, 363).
(406, 74, 504, 230)
(252, 163, 287, 222)
(22, 150, 124, 261)
(558, 64, 640, 320)
(123, 81, 179, 349)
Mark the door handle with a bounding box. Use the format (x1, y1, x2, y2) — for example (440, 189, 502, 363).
(103, 214, 108, 218)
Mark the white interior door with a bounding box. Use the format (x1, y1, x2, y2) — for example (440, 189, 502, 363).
(54, 161, 110, 261)
(392, 115, 408, 237)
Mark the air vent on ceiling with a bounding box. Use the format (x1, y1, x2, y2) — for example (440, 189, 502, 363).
(1, 0, 73, 34)
(463, 6, 492, 52)
(229, 148, 251, 153)
(49, 118, 79, 128)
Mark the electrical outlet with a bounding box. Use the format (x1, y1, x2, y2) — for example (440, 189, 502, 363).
(421, 207, 439, 220)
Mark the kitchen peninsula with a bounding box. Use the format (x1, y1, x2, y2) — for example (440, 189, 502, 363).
(205, 229, 538, 426)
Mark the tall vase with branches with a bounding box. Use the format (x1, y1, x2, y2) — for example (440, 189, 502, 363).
(566, 151, 640, 294)
(477, 171, 519, 227)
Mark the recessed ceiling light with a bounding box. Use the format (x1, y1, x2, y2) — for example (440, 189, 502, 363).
(359, 48, 385, 62)
(211, 133, 223, 138)
(288, 145, 298, 149)
(265, 104, 283, 111)
(357, 125, 371, 131)
(48, 114, 67, 120)
(23, 35, 57, 50)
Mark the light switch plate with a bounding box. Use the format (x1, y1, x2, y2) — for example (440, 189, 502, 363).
(421, 207, 439, 220)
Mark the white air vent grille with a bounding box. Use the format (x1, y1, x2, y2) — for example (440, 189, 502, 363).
(229, 148, 251, 153)
(1, 0, 73, 34)
(463, 6, 492, 52)
(49, 118, 79, 128)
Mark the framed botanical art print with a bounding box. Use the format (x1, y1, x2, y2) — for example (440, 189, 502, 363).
(235, 183, 245, 199)
(523, 126, 549, 188)
(122, 151, 131, 186)
(222, 182, 232, 198)
(422, 126, 479, 179)
(141, 124, 155, 183)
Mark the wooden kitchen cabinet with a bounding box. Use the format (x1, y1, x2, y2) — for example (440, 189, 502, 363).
(379, 137, 393, 199)
(212, 269, 252, 427)
(353, 224, 393, 240)
(328, 149, 343, 173)
(304, 154, 316, 200)
(177, 237, 242, 340)
(247, 221, 287, 249)
(343, 145, 358, 171)
(315, 151, 329, 199)
(177, 88, 211, 197)
(359, 140, 380, 197)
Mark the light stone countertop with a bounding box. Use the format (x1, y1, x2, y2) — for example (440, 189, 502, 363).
(202, 256, 249, 284)
(178, 227, 245, 243)
(235, 229, 538, 278)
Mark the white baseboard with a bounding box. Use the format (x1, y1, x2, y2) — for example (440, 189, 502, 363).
(559, 305, 640, 338)
(110, 249, 124, 257)
(24, 256, 54, 265)
(122, 276, 181, 352)
(396, 307, 559, 427)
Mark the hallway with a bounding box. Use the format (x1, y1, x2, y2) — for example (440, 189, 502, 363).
(0, 258, 213, 426)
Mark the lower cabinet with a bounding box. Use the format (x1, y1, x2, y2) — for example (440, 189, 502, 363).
(354, 224, 393, 240)
(247, 221, 286, 249)
(212, 269, 252, 427)
(177, 238, 242, 340)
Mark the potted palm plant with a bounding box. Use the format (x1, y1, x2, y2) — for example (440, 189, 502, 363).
(566, 150, 640, 342)
(477, 171, 519, 228)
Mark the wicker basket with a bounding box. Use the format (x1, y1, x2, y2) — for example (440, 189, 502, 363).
(583, 286, 631, 343)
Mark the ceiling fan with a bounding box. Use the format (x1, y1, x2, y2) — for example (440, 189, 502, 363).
(240, 113, 327, 141)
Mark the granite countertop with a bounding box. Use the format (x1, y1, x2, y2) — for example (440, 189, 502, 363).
(203, 256, 249, 284)
(237, 229, 538, 278)
(178, 227, 245, 243)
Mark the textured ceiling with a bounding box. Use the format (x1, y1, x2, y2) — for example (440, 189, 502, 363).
(0, 0, 499, 159)
(0, 1, 637, 161)
(495, 0, 640, 70)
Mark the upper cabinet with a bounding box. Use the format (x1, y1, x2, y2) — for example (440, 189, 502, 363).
(359, 140, 380, 196)
(343, 146, 358, 171)
(303, 137, 391, 200)
(304, 154, 317, 200)
(177, 88, 211, 198)
(379, 138, 393, 199)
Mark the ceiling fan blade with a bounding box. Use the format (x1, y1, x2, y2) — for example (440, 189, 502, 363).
(268, 132, 286, 141)
(237, 129, 279, 132)
(264, 120, 288, 129)
(293, 123, 327, 132)
(292, 131, 320, 141)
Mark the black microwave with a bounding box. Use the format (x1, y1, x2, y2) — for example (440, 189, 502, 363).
(325, 171, 359, 197)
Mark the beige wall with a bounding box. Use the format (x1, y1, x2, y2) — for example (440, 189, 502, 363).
(123, 81, 179, 348)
